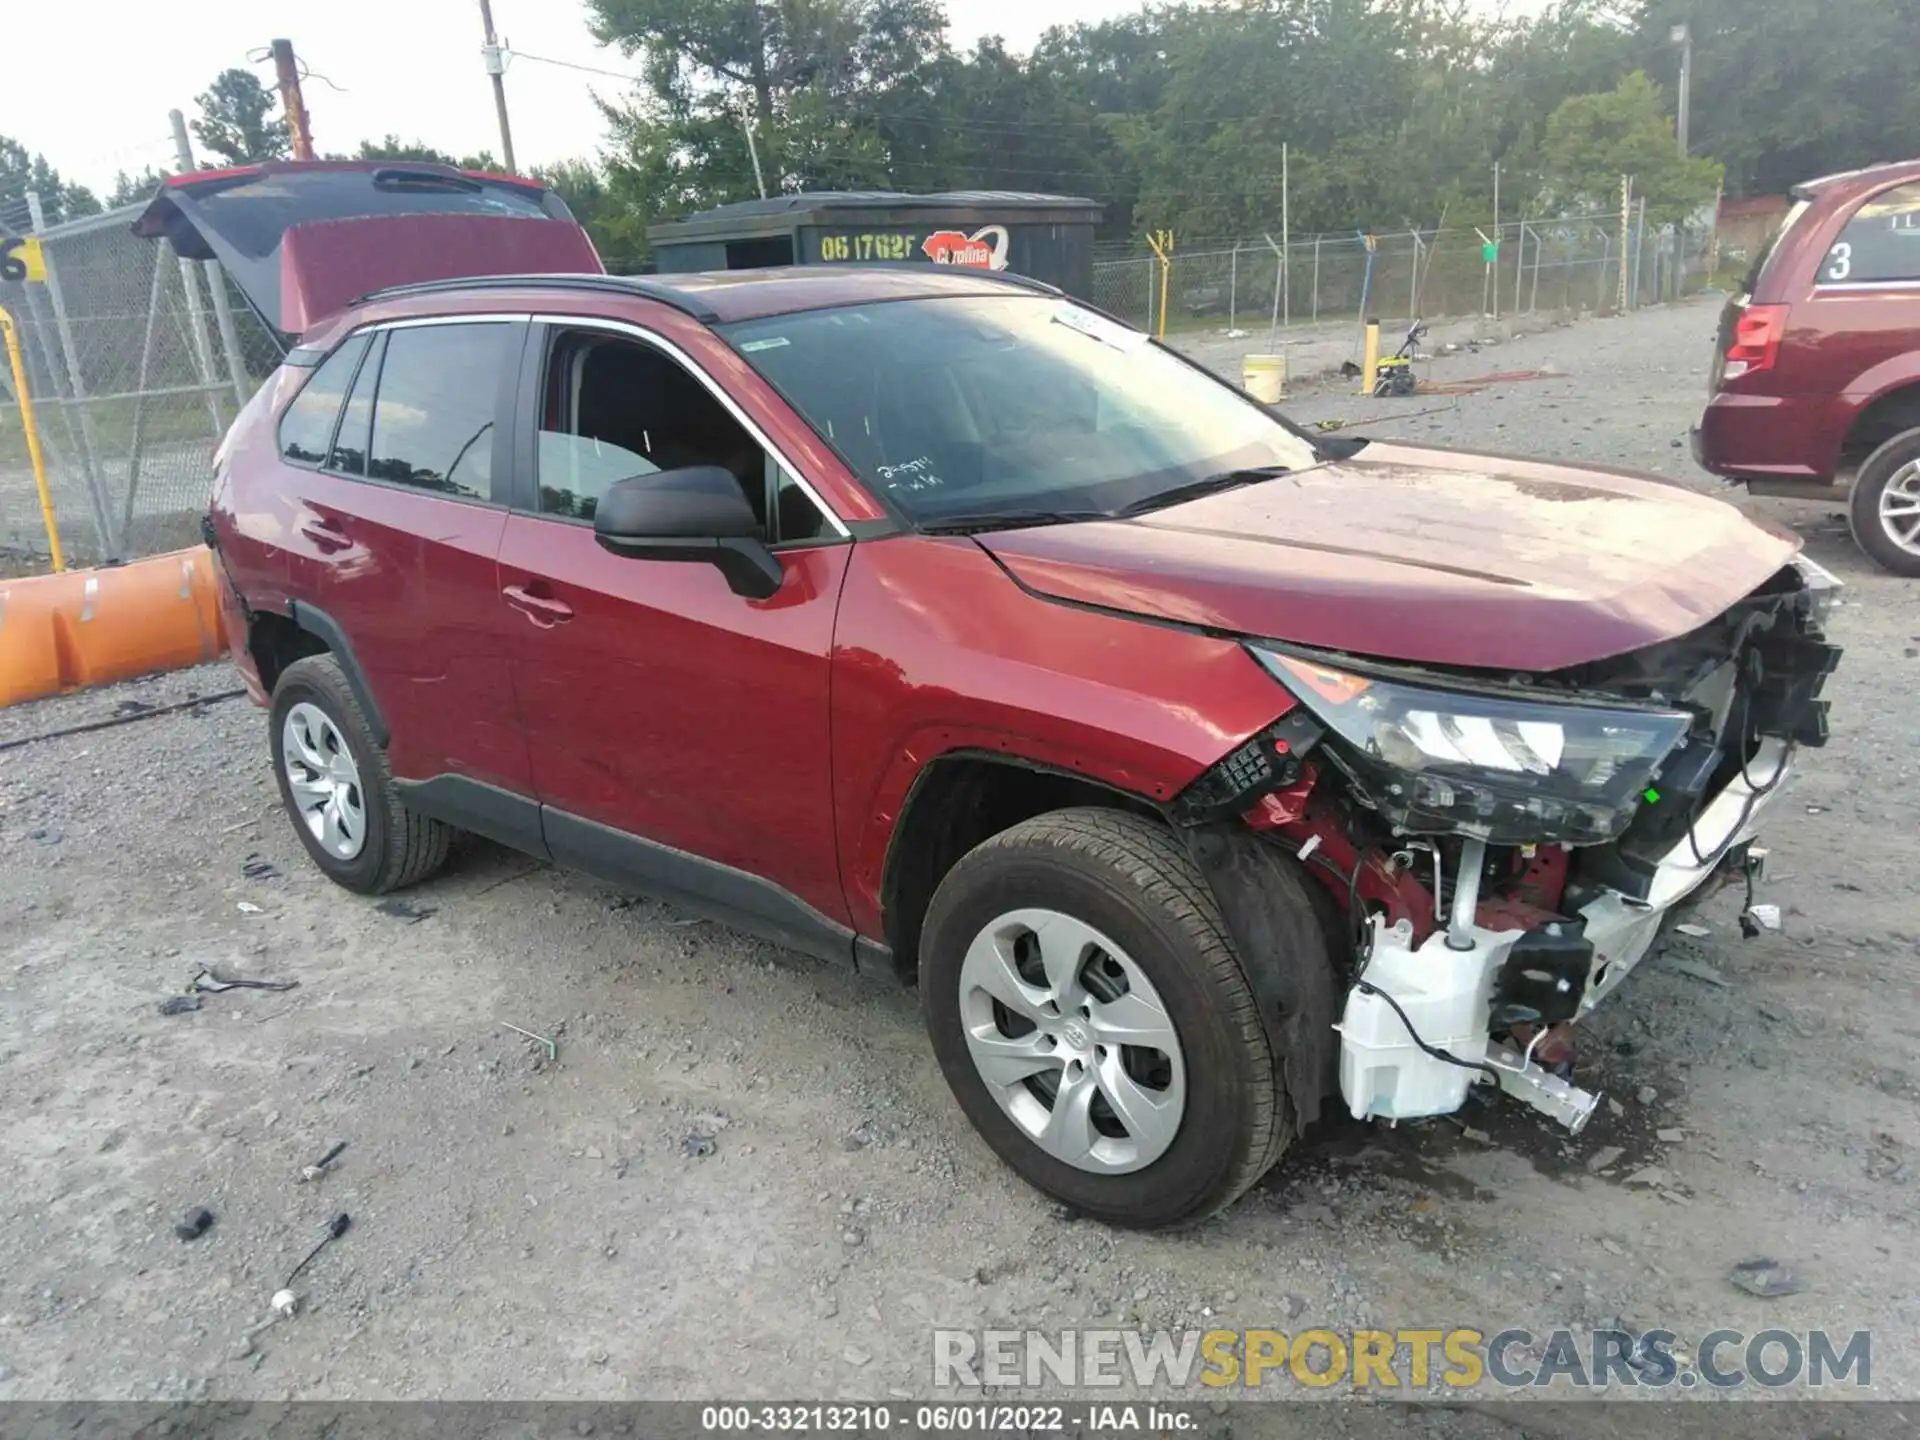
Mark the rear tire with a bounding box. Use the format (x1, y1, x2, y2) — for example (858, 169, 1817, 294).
(921, 807, 1289, 1228)
(1847, 428, 1920, 577)
(269, 655, 452, 894)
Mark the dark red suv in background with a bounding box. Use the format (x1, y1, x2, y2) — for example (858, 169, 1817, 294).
(144, 165, 1839, 1229)
(1695, 158, 1920, 573)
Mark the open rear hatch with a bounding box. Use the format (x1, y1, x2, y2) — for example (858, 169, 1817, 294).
(133, 161, 604, 338)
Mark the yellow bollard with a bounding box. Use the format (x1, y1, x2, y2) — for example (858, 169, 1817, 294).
(0, 303, 63, 572)
(1361, 318, 1381, 398)
(1145, 228, 1175, 341)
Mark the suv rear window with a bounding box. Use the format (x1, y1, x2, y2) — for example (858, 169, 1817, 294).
(1819, 182, 1920, 285)
(278, 333, 371, 465)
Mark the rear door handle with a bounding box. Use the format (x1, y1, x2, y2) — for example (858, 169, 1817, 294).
(502, 583, 574, 626)
(298, 516, 351, 553)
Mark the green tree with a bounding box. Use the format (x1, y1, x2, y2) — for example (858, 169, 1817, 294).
(192, 69, 291, 166)
(352, 136, 501, 171)
(1540, 71, 1722, 223)
(1633, 0, 1920, 198)
(0, 135, 101, 225)
(107, 167, 171, 208)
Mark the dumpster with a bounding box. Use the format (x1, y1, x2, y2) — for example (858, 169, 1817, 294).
(647, 191, 1104, 299)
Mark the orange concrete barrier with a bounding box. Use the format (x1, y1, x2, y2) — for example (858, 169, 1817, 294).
(0, 545, 228, 709)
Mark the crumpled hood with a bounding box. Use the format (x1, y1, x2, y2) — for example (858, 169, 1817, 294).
(979, 440, 1802, 672)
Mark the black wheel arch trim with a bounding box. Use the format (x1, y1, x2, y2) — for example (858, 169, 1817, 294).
(1178, 820, 1339, 1137)
(286, 601, 389, 747)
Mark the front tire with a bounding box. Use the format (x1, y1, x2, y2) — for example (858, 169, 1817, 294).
(921, 808, 1289, 1228)
(1847, 428, 1920, 577)
(269, 654, 452, 894)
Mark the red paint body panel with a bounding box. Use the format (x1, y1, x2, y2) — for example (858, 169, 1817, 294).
(498, 518, 852, 923)
(829, 537, 1294, 938)
(277, 214, 601, 332)
(1696, 157, 1920, 486)
(982, 440, 1801, 671)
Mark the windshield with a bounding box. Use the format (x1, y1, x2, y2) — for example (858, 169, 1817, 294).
(717, 295, 1320, 524)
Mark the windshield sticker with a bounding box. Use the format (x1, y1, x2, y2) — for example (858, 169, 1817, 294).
(1051, 306, 1150, 352)
(738, 336, 790, 353)
(877, 456, 943, 491)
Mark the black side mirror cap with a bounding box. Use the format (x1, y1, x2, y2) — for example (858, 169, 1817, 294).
(593, 465, 783, 600)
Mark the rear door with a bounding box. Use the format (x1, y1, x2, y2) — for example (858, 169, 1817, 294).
(274, 316, 534, 807)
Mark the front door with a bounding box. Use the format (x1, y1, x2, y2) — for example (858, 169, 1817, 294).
(496, 320, 853, 952)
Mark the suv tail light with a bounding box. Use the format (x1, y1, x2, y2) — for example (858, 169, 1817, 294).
(1724, 303, 1788, 378)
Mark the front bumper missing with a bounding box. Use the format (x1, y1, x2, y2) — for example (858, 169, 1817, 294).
(1336, 738, 1792, 1130)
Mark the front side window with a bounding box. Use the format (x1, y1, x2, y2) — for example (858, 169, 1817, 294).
(1819, 182, 1920, 286)
(278, 332, 370, 465)
(367, 323, 510, 498)
(718, 296, 1320, 525)
(533, 330, 832, 542)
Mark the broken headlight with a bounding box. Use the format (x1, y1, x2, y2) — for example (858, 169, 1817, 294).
(1249, 646, 1691, 845)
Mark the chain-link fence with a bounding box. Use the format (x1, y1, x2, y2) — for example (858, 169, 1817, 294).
(1091, 213, 1708, 339)
(1, 196, 281, 571)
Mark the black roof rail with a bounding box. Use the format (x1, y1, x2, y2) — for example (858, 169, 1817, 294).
(354, 273, 722, 324)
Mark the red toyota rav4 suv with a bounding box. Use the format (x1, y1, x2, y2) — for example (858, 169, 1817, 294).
(145, 165, 1839, 1228)
(1695, 158, 1920, 574)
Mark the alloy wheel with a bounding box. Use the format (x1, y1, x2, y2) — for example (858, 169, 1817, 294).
(1877, 460, 1920, 556)
(281, 701, 367, 861)
(957, 907, 1186, 1174)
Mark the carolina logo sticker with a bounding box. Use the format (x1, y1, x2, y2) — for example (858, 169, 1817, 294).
(921, 225, 1010, 271)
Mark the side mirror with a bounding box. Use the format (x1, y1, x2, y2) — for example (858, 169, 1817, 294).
(593, 465, 784, 600)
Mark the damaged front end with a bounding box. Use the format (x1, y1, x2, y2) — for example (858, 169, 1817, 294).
(1176, 557, 1841, 1135)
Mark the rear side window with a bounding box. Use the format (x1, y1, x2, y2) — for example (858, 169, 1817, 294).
(1819, 182, 1920, 285)
(367, 323, 510, 499)
(278, 333, 370, 465)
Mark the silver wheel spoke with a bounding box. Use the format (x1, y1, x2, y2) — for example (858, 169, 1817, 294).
(1095, 1053, 1183, 1156)
(287, 773, 330, 807)
(1035, 1063, 1100, 1164)
(960, 931, 1053, 1026)
(1030, 912, 1096, 1012)
(964, 1027, 1059, 1088)
(1087, 989, 1178, 1049)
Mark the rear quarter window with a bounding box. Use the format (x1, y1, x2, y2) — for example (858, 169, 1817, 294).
(1818, 181, 1920, 286)
(278, 333, 371, 465)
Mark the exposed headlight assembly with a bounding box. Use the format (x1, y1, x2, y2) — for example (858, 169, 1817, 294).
(1249, 646, 1692, 845)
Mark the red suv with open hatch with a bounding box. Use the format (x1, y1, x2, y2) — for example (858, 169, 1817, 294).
(143, 164, 1840, 1228)
(1694, 158, 1920, 574)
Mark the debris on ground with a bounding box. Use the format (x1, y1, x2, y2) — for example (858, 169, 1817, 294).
(1729, 1258, 1804, 1298)
(157, 995, 202, 1016)
(241, 855, 282, 881)
(190, 967, 298, 994)
(500, 1021, 557, 1063)
(376, 898, 437, 923)
(1584, 1146, 1624, 1173)
(236, 901, 264, 915)
(270, 1289, 298, 1318)
(1747, 903, 1783, 932)
(682, 1133, 716, 1159)
(284, 1212, 351, 1288)
(174, 1207, 214, 1241)
(1674, 922, 1712, 938)
(1664, 956, 1730, 988)
(298, 1141, 348, 1184)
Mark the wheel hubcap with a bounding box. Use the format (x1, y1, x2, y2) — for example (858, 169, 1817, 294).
(958, 907, 1187, 1175)
(282, 702, 366, 861)
(1877, 461, 1920, 555)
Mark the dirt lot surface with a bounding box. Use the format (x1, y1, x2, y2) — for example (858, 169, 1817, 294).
(3, 297, 1917, 1419)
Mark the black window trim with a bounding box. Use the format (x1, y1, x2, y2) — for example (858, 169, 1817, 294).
(517, 312, 850, 547)
(277, 314, 531, 509)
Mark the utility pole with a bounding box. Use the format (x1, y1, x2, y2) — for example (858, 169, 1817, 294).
(1491, 162, 1501, 321)
(269, 39, 315, 160)
(741, 116, 768, 199)
(1671, 23, 1693, 158)
(477, 0, 517, 173)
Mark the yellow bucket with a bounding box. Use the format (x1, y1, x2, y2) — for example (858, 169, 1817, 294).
(1242, 353, 1287, 403)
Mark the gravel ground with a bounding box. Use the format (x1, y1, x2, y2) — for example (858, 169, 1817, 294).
(3, 297, 1918, 1417)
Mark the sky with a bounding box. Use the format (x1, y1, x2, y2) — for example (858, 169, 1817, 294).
(3, 0, 1554, 200)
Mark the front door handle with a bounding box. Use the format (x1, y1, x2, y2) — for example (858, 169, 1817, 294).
(298, 516, 351, 553)
(502, 583, 574, 626)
